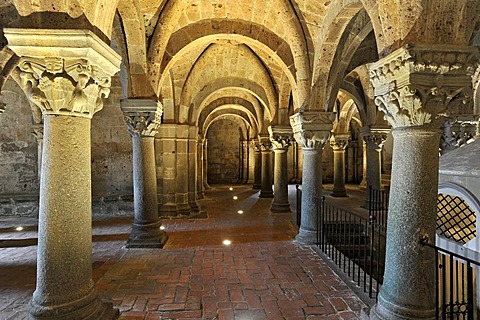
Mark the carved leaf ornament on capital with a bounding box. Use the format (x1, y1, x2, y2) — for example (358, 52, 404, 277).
(370, 46, 478, 129)
(18, 57, 113, 119)
(124, 109, 162, 137)
(290, 112, 334, 149)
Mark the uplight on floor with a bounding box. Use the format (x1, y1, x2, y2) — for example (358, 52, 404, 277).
(233, 196, 238, 200)
(238, 210, 244, 214)
(160, 226, 165, 230)
(222, 239, 232, 246)
(15, 226, 23, 231)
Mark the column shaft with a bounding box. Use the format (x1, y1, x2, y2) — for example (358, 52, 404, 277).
(371, 128, 440, 319)
(296, 148, 322, 243)
(128, 135, 167, 248)
(253, 147, 262, 189)
(332, 149, 347, 196)
(30, 115, 116, 319)
(259, 149, 273, 198)
(271, 148, 290, 212)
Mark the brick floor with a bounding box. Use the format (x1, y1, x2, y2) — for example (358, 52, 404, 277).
(0, 185, 367, 319)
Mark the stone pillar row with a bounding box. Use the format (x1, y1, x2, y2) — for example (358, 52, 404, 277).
(368, 44, 478, 320)
(5, 28, 121, 319)
(269, 125, 293, 212)
(252, 140, 262, 189)
(290, 111, 334, 244)
(121, 99, 168, 248)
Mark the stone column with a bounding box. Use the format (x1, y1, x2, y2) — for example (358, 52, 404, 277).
(362, 128, 389, 209)
(188, 126, 200, 212)
(203, 138, 211, 189)
(269, 126, 292, 212)
(157, 124, 178, 216)
(360, 139, 368, 188)
(368, 44, 478, 320)
(121, 99, 168, 248)
(252, 140, 262, 189)
(196, 136, 205, 199)
(330, 134, 349, 197)
(241, 140, 250, 183)
(32, 125, 43, 183)
(290, 112, 334, 244)
(5, 28, 121, 319)
(259, 136, 274, 198)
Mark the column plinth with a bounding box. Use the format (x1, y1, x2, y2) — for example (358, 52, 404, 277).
(290, 111, 334, 244)
(269, 125, 292, 212)
(122, 99, 167, 248)
(5, 28, 121, 319)
(368, 44, 478, 320)
(259, 137, 274, 198)
(330, 134, 349, 197)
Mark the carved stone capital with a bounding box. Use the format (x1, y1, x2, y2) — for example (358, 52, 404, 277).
(258, 136, 273, 152)
(330, 134, 350, 151)
(121, 99, 163, 137)
(362, 127, 390, 151)
(289, 111, 335, 149)
(268, 125, 292, 151)
(251, 140, 261, 152)
(369, 45, 478, 129)
(5, 29, 121, 119)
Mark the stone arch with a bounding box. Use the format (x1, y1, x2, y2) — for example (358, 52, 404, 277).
(202, 108, 256, 140)
(147, 0, 312, 109)
(190, 79, 274, 127)
(335, 98, 363, 135)
(116, 0, 154, 98)
(197, 98, 260, 136)
(311, 5, 375, 112)
(360, 0, 480, 56)
(195, 88, 265, 133)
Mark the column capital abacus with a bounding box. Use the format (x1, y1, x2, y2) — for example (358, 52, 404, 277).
(330, 133, 350, 151)
(289, 111, 334, 149)
(5, 29, 121, 119)
(268, 125, 292, 151)
(121, 99, 163, 137)
(369, 44, 479, 130)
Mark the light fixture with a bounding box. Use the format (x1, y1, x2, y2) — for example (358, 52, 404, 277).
(238, 210, 244, 214)
(229, 187, 233, 191)
(233, 196, 238, 200)
(15, 226, 23, 231)
(160, 225, 165, 230)
(223, 239, 232, 246)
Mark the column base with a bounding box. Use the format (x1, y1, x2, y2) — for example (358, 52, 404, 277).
(331, 190, 348, 197)
(295, 228, 318, 245)
(196, 191, 205, 199)
(270, 202, 291, 213)
(29, 287, 119, 320)
(127, 220, 168, 248)
(252, 184, 261, 189)
(259, 190, 274, 198)
(369, 295, 435, 320)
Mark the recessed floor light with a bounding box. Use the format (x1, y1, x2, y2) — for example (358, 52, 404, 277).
(223, 240, 232, 246)
(229, 187, 233, 191)
(160, 226, 165, 230)
(15, 226, 23, 231)
(233, 196, 238, 200)
(238, 210, 244, 214)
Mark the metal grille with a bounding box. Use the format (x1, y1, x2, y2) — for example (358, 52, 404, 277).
(437, 194, 476, 244)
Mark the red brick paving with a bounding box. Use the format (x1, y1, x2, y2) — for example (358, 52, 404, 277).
(0, 185, 367, 319)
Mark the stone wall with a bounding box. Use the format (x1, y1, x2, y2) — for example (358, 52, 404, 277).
(207, 118, 241, 184)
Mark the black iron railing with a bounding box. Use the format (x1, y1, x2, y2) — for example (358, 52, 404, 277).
(368, 186, 389, 227)
(421, 239, 479, 320)
(316, 197, 386, 300)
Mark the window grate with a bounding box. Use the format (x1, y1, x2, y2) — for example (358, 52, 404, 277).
(437, 194, 476, 244)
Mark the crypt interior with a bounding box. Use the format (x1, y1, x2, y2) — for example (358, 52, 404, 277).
(1, 0, 480, 319)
